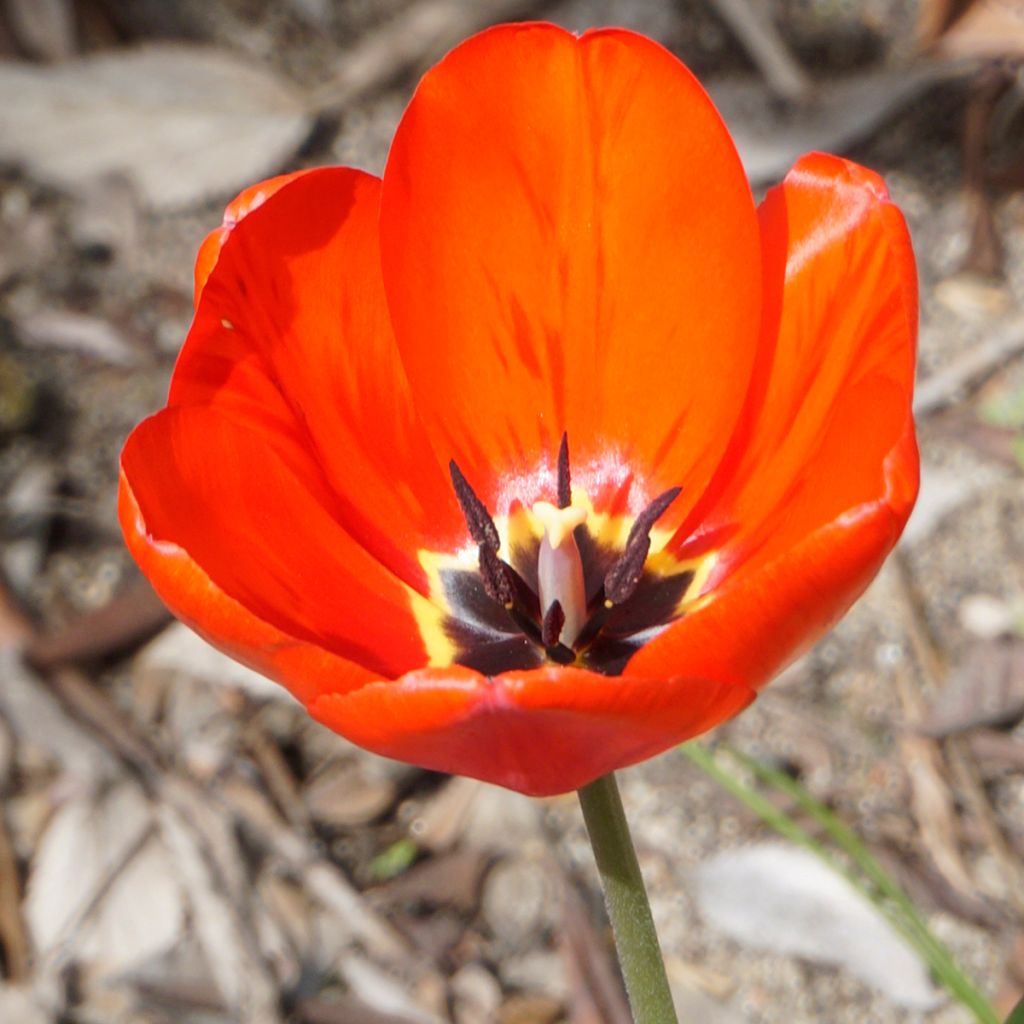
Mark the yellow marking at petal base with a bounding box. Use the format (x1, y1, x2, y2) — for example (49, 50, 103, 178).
(673, 548, 718, 610)
(407, 485, 721, 670)
(531, 501, 587, 548)
(573, 491, 630, 553)
(411, 547, 468, 668)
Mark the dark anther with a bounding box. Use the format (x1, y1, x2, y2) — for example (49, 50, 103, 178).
(478, 544, 514, 605)
(545, 642, 576, 665)
(541, 599, 565, 647)
(557, 432, 571, 509)
(450, 460, 500, 551)
(604, 486, 682, 605)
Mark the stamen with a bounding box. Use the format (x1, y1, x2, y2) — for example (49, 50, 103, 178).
(478, 544, 514, 605)
(449, 460, 500, 551)
(557, 432, 571, 509)
(604, 486, 682, 605)
(541, 600, 565, 647)
(533, 500, 589, 646)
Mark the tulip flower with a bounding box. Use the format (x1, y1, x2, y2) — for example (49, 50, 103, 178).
(119, 24, 917, 802)
(121, 24, 918, 1019)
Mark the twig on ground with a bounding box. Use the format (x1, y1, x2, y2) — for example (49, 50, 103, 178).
(705, 0, 813, 103)
(48, 665, 161, 780)
(889, 554, 1024, 920)
(309, 0, 544, 113)
(881, 560, 979, 901)
(157, 783, 286, 1023)
(559, 870, 633, 1024)
(0, 799, 31, 981)
(914, 315, 1024, 416)
(219, 775, 412, 964)
(242, 710, 312, 832)
(295, 992, 431, 1024)
(36, 821, 156, 975)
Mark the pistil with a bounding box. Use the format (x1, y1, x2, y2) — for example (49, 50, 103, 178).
(533, 500, 588, 646)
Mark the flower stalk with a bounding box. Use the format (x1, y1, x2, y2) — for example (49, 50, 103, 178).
(578, 773, 678, 1023)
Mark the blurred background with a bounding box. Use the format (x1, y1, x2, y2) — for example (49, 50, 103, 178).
(0, 1, 1023, 1022)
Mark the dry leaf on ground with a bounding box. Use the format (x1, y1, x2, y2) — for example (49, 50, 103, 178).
(709, 65, 948, 186)
(693, 843, 942, 1009)
(0, 45, 312, 208)
(25, 780, 184, 979)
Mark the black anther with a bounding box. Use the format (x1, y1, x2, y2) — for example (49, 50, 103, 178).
(557, 432, 571, 510)
(478, 544, 514, 605)
(541, 599, 565, 647)
(604, 486, 682, 605)
(545, 642, 576, 665)
(450, 460, 500, 551)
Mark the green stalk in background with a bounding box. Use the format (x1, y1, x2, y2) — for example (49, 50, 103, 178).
(681, 742, 999, 1024)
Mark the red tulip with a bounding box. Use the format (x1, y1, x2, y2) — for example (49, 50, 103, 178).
(120, 23, 918, 796)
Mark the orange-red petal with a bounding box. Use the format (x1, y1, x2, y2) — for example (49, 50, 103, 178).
(172, 167, 464, 581)
(680, 154, 917, 566)
(628, 499, 905, 689)
(193, 170, 309, 306)
(311, 665, 754, 796)
(379, 23, 761, 521)
(119, 467, 376, 707)
(121, 406, 428, 677)
(635, 153, 918, 686)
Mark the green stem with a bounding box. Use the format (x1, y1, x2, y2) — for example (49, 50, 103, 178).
(578, 773, 678, 1023)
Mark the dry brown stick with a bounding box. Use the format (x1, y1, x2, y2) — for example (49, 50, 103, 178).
(706, 0, 813, 103)
(133, 977, 227, 1015)
(967, 729, 1024, 773)
(0, 802, 31, 981)
(0, 581, 32, 978)
(157, 785, 285, 1023)
(0, 572, 411, 987)
(36, 821, 157, 975)
(309, 0, 544, 112)
(959, 66, 1015, 278)
(219, 775, 412, 964)
(890, 554, 1024, 918)
(883, 559, 978, 898)
(0, 577, 162, 781)
(241, 711, 311, 832)
(913, 314, 1024, 416)
(560, 870, 632, 1024)
(48, 665, 162, 781)
(0, 572, 162, 780)
(295, 993, 427, 1024)
(45, 679, 286, 1019)
(945, 739, 1024, 919)
(0, 574, 34, 648)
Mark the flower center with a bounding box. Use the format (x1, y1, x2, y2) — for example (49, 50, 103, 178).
(428, 435, 699, 676)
